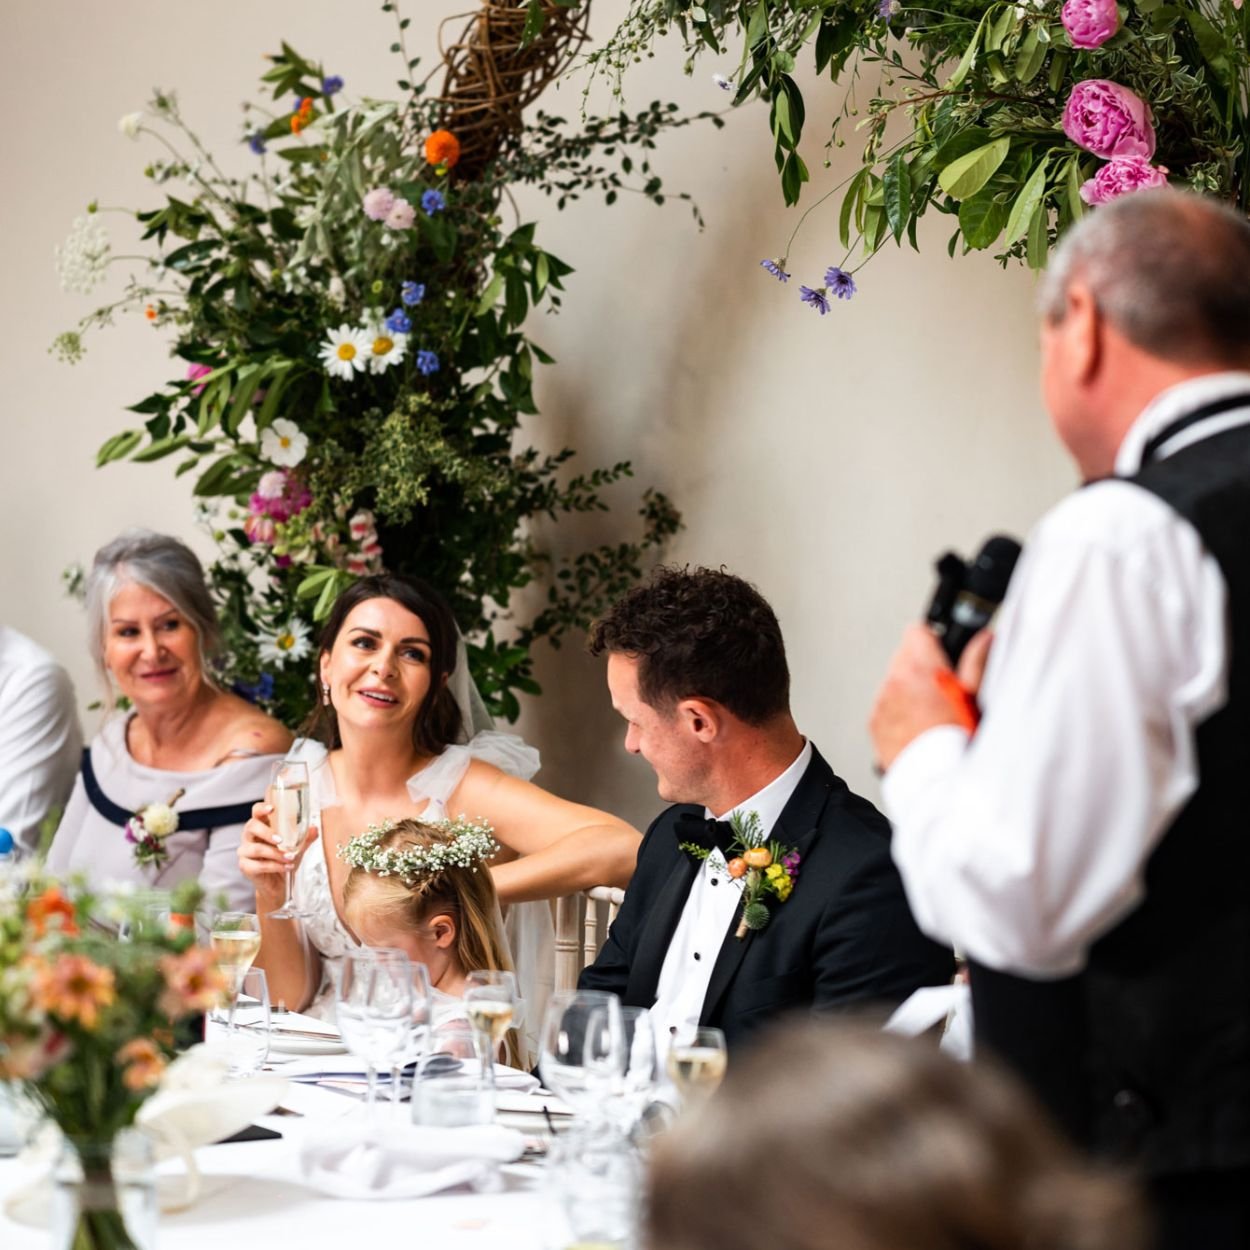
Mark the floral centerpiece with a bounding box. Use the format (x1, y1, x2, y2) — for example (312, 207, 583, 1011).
(591, 1, 1250, 301)
(0, 874, 225, 1248)
(55, 1, 711, 724)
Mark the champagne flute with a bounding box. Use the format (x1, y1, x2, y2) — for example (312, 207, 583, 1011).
(666, 1026, 727, 1107)
(267, 759, 309, 920)
(209, 911, 260, 1034)
(464, 969, 517, 1074)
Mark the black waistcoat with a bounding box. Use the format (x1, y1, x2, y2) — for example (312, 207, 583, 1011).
(970, 415, 1250, 1177)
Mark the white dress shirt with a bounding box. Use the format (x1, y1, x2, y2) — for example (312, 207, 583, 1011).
(0, 626, 82, 856)
(651, 739, 813, 1052)
(885, 373, 1250, 977)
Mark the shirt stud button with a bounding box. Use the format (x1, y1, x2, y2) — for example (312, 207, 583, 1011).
(693, 952, 702, 961)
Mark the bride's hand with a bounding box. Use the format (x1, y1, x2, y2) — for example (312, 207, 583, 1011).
(238, 801, 319, 901)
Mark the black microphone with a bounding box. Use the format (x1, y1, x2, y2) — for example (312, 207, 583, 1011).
(926, 535, 1022, 665)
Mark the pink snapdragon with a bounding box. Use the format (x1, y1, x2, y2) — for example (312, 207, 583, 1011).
(1060, 0, 1119, 50)
(1063, 79, 1156, 160)
(362, 187, 396, 221)
(345, 509, 384, 576)
(1079, 156, 1170, 205)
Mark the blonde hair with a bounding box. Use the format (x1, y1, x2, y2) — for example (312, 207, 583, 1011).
(341, 818, 513, 979)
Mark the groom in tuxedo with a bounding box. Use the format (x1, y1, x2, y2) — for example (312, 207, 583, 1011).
(579, 566, 952, 1049)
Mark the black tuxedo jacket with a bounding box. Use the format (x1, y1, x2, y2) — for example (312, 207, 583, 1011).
(579, 747, 954, 1049)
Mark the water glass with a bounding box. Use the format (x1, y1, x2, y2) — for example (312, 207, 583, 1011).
(547, 1124, 640, 1250)
(539, 990, 622, 1121)
(411, 1019, 495, 1127)
(588, 1004, 657, 1135)
(335, 951, 414, 1123)
(207, 967, 271, 1077)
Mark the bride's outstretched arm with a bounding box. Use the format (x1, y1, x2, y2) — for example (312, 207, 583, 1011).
(453, 761, 641, 902)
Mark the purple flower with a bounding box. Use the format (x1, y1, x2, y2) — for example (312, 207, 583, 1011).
(234, 672, 275, 704)
(1060, 0, 1119, 50)
(1079, 156, 1169, 206)
(421, 189, 446, 216)
(782, 850, 802, 880)
(247, 133, 267, 155)
(385, 308, 412, 334)
(416, 350, 440, 375)
(878, 0, 900, 17)
(760, 258, 790, 283)
(401, 280, 426, 307)
(1063, 79, 1156, 160)
(321, 75, 344, 96)
(799, 285, 831, 315)
(824, 267, 857, 300)
(124, 818, 141, 846)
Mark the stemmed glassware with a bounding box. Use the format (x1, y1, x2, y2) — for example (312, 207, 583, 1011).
(209, 911, 261, 1035)
(463, 969, 517, 1075)
(367, 949, 433, 1111)
(665, 1025, 727, 1108)
(587, 1004, 657, 1136)
(335, 951, 414, 1131)
(266, 759, 309, 920)
(539, 990, 624, 1128)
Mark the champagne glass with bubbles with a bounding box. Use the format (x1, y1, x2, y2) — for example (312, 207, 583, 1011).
(666, 1025, 727, 1108)
(210, 911, 260, 1034)
(267, 759, 309, 920)
(464, 969, 517, 1073)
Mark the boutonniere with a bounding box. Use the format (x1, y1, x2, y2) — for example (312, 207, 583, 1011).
(125, 787, 186, 869)
(723, 811, 801, 939)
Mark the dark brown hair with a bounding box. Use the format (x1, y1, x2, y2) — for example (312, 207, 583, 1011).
(588, 565, 789, 725)
(648, 1022, 1146, 1250)
(305, 574, 463, 754)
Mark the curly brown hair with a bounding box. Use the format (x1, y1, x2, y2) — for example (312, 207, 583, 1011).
(587, 565, 789, 725)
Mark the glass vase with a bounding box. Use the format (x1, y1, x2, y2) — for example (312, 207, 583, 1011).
(52, 1128, 157, 1250)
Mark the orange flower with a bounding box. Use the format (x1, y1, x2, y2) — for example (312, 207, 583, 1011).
(424, 129, 460, 170)
(290, 115, 305, 135)
(144, 304, 157, 321)
(298, 96, 313, 119)
(30, 955, 116, 1031)
(26, 886, 79, 937)
(158, 946, 227, 1017)
(117, 1037, 167, 1091)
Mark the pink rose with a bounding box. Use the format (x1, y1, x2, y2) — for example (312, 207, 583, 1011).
(1063, 79, 1156, 160)
(1079, 156, 1170, 206)
(384, 197, 415, 230)
(1061, 0, 1119, 50)
(362, 187, 395, 221)
(185, 362, 213, 396)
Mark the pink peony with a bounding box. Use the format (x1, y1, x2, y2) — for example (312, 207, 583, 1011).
(185, 362, 213, 396)
(1061, 0, 1119, 50)
(1079, 156, 1170, 205)
(1063, 79, 1156, 160)
(362, 186, 396, 221)
(384, 197, 415, 230)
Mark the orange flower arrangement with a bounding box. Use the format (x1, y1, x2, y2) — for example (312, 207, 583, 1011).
(30, 953, 117, 1031)
(26, 885, 79, 937)
(117, 1037, 167, 1091)
(424, 129, 460, 170)
(158, 946, 227, 1016)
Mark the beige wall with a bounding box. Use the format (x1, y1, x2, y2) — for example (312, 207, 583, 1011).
(0, 2, 1074, 831)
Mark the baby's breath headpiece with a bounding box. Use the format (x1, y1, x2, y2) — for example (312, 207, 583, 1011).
(336, 817, 500, 885)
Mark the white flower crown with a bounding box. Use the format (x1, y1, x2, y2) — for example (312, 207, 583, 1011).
(336, 817, 501, 885)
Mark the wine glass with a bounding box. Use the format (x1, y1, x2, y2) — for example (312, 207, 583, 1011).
(367, 950, 432, 1111)
(266, 759, 309, 920)
(209, 911, 261, 1034)
(464, 969, 517, 1074)
(335, 951, 414, 1132)
(665, 1025, 727, 1108)
(587, 1004, 657, 1135)
(539, 990, 623, 1123)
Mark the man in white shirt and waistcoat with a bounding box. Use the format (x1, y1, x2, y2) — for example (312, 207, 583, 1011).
(579, 566, 953, 1059)
(870, 190, 1250, 1250)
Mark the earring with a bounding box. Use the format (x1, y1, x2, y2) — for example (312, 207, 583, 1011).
(321, 681, 331, 707)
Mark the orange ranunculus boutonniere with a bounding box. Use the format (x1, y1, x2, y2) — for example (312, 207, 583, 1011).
(424, 129, 460, 170)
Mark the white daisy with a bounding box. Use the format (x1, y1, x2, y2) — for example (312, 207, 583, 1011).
(362, 319, 409, 375)
(318, 324, 371, 380)
(260, 417, 308, 468)
(259, 618, 312, 667)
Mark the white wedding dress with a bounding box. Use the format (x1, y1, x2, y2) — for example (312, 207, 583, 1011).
(289, 733, 555, 1060)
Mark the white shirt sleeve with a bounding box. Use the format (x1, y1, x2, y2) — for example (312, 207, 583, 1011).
(0, 660, 83, 856)
(885, 481, 1227, 977)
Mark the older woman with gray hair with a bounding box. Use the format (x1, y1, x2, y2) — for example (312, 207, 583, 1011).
(48, 530, 290, 909)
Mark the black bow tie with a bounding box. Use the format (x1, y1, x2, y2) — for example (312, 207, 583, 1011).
(674, 812, 735, 859)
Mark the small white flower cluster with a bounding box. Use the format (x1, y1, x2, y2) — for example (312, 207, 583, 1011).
(55, 216, 111, 294)
(337, 817, 501, 885)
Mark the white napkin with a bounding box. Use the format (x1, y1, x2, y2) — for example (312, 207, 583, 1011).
(884, 983, 974, 1061)
(299, 1121, 525, 1200)
(492, 1065, 539, 1093)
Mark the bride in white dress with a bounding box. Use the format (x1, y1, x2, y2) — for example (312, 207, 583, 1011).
(238, 574, 640, 1052)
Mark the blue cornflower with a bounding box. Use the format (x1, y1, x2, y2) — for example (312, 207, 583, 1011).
(234, 671, 275, 704)
(247, 133, 267, 155)
(824, 267, 857, 300)
(416, 350, 440, 376)
(760, 258, 790, 283)
(321, 75, 344, 96)
(421, 189, 446, 216)
(799, 285, 831, 315)
(401, 280, 426, 307)
(385, 308, 412, 335)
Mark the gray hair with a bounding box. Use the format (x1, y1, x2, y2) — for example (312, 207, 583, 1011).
(1038, 189, 1250, 366)
(85, 529, 221, 688)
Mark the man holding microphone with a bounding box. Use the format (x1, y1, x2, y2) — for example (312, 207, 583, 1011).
(870, 190, 1250, 1249)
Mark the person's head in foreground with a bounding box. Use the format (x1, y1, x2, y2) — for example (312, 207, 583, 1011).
(1037, 188, 1250, 480)
(647, 1023, 1146, 1250)
(590, 564, 798, 809)
(340, 816, 512, 985)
